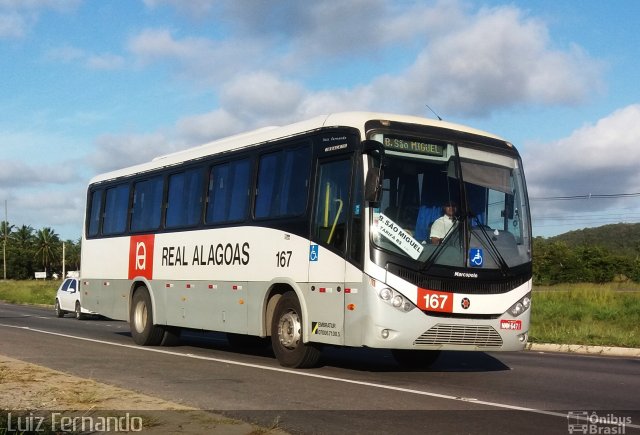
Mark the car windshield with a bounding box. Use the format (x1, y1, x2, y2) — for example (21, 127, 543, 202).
(370, 133, 531, 271)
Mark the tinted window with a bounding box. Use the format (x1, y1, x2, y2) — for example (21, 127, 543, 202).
(313, 159, 352, 253)
(206, 158, 251, 224)
(87, 189, 103, 237)
(255, 144, 311, 218)
(131, 176, 163, 232)
(103, 184, 130, 235)
(166, 168, 204, 228)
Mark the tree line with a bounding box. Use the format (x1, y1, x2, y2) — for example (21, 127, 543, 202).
(2, 220, 639, 284)
(533, 237, 640, 285)
(1, 222, 80, 280)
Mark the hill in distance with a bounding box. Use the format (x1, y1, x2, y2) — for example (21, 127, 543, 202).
(544, 223, 640, 257)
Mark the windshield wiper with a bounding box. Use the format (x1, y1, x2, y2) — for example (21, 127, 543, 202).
(471, 215, 510, 276)
(420, 221, 459, 272)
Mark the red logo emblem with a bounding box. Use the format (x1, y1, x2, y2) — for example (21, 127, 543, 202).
(461, 297, 471, 309)
(128, 235, 155, 280)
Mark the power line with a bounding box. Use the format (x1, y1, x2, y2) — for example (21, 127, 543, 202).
(531, 192, 640, 201)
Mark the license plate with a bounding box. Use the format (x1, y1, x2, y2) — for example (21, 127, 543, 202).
(500, 320, 522, 330)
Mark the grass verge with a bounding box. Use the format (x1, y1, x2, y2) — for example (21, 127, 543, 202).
(2, 280, 639, 348)
(0, 280, 58, 305)
(531, 283, 640, 347)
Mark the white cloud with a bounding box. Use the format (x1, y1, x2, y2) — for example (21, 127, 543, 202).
(372, 5, 603, 117)
(86, 53, 125, 70)
(142, 0, 215, 18)
(45, 45, 124, 70)
(127, 28, 265, 86)
(0, 160, 76, 187)
(176, 109, 244, 145)
(524, 104, 640, 212)
(88, 132, 177, 173)
(126, 2, 602, 123)
(0, 11, 26, 38)
(0, 0, 80, 39)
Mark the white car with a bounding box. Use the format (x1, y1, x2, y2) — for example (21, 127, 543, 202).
(54, 278, 96, 319)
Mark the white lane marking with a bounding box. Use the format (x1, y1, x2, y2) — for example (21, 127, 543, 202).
(1, 322, 638, 428)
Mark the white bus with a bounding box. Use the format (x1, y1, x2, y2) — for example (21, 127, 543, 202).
(81, 112, 532, 368)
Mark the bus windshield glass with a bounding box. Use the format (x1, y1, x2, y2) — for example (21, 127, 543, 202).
(370, 133, 531, 270)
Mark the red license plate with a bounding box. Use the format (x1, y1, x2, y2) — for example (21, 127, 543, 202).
(500, 320, 522, 330)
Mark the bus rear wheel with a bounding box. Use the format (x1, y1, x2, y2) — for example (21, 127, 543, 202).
(271, 291, 321, 368)
(130, 287, 165, 346)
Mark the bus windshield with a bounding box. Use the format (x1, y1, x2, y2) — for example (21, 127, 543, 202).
(370, 133, 531, 271)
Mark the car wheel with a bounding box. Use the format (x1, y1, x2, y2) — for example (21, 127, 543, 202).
(75, 301, 85, 320)
(54, 299, 65, 318)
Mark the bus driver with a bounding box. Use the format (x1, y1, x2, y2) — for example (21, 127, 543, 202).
(430, 201, 457, 244)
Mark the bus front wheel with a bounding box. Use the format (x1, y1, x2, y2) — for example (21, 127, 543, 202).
(271, 291, 321, 368)
(130, 287, 165, 346)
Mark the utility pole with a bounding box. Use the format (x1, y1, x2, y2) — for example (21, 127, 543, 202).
(62, 242, 66, 279)
(3, 200, 7, 281)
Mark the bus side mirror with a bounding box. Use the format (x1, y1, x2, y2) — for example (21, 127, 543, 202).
(362, 140, 385, 203)
(365, 168, 382, 203)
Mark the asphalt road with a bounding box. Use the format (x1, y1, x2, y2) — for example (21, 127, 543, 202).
(1, 302, 639, 435)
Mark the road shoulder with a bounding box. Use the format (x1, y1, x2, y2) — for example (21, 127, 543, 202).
(0, 354, 286, 434)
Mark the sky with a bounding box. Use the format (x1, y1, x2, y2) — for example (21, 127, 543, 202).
(1, 0, 640, 241)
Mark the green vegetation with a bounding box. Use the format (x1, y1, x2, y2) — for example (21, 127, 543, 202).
(2, 280, 639, 349)
(0, 280, 58, 305)
(1, 221, 80, 280)
(531, 283, 640, 347)
(533, 223, 640, 284)
(2, 222, 640, 348)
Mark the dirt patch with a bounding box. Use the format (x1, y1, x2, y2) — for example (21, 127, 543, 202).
(0, 354, 286, 434)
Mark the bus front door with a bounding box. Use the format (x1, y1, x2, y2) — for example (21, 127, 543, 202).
(308, 157, 352, 346)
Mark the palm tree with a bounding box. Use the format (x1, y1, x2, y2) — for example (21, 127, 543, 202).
(11, 225, 34, 249)
(34, 227, 60, 275)
(0, 221, 14, 238)
(63, 238, 82, 272)
(9, 225, 35, 279)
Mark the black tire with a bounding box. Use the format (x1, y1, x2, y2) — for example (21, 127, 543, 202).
(130, 287, 165, 346)
(391, 349, 441, 369)
(270, 291, 321, 368)
(54, 299, 65, 318)
(75, 301, 85, 320)
(160, 326, 181, 347)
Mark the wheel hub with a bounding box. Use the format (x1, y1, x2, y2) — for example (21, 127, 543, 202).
(278, 310, 301, 349)
(133, 301, 147, 333)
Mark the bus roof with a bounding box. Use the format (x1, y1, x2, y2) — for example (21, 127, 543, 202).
(88, 111, 505, 185)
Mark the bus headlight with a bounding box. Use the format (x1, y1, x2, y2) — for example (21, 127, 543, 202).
(378, 288, 415, 313)
(379, 288, 393, 301)
(508, 292, 532, 317)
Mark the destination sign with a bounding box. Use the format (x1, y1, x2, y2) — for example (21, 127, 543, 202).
(382, 136, 445, 157)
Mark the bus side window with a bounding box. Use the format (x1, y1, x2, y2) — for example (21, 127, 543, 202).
(131, 176, 163, 232)
(166, 168, 203, 228)
(206, 158, 251, 224)
(313, 159, 352, 253)
(87, 189, 103, 237)
(255, 144, 311, 219)
(102, 184, 130, 236)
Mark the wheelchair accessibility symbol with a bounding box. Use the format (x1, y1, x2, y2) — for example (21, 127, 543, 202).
(309, 244, 319, 262)
(469, 248, 484, 267)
